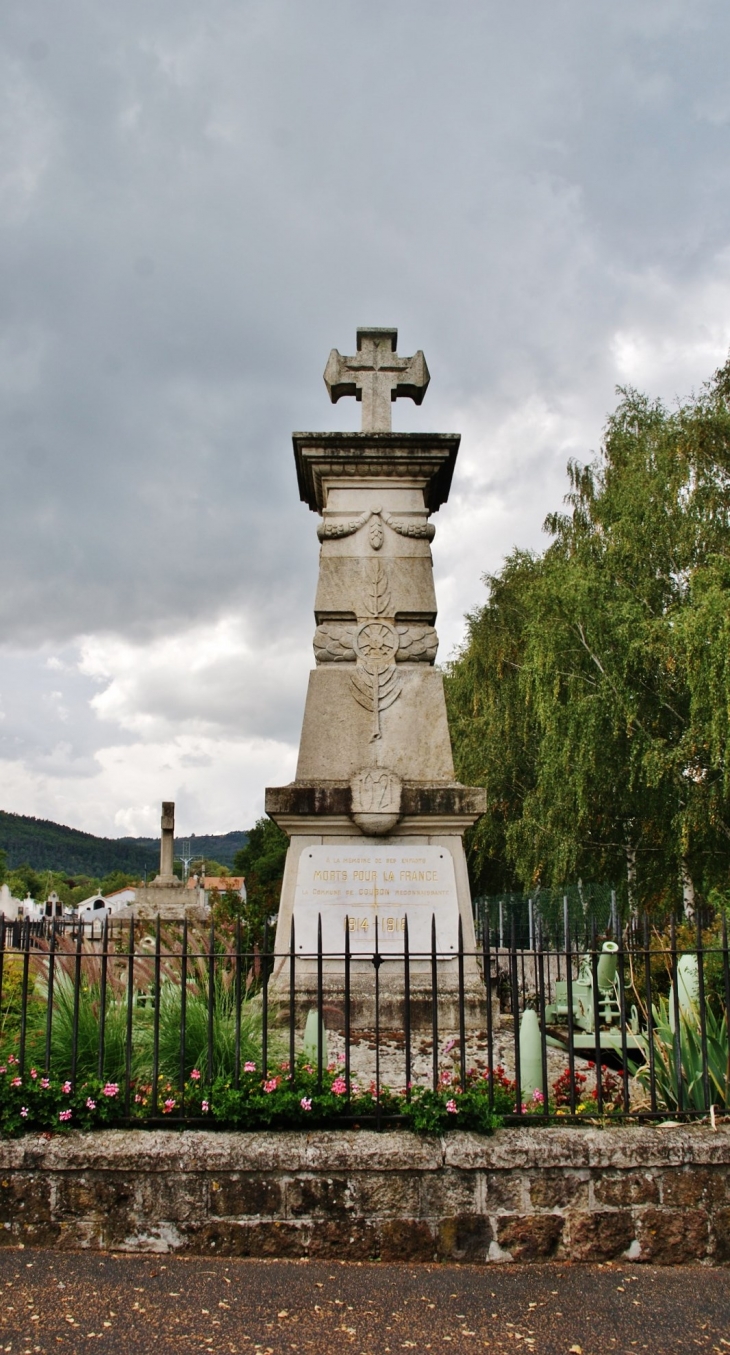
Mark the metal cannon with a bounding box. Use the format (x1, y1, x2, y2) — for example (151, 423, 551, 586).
(541, 940, 641, 1061)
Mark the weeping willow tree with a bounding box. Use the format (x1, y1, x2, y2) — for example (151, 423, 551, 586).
(446, 359, 730, 915)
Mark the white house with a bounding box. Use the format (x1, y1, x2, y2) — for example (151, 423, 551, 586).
(0, 883, 21, 920)
(75, 886, 137, 920)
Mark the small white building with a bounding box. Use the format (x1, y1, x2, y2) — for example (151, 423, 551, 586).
(75, 885, 137, 921)
(0, 883, 21, 920)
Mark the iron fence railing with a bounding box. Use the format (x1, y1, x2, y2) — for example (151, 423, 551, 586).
(473, 884, 619, 950)
(0, 908, 728, 1125)
(472, 886, 716, 952)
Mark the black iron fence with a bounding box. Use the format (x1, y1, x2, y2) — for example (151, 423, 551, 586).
(0, 908, 728, 1127)
(473, 885, 717, 952)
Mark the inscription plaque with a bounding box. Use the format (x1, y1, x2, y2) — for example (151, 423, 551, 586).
(291, 844, 459, 955)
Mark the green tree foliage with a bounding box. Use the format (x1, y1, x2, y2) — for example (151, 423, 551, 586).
(6, 864, 46, 901)
(190, 858, 229, 878)
(232, 817, 289, 946)
(446, 360, 730, 914)
(99, 871, 139, 896)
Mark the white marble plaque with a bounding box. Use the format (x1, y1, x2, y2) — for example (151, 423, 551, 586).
(291, 844, 459, 955)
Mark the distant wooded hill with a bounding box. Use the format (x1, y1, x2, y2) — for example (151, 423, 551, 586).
(119, 831, 250, 868)
(0, 811, 248, 878)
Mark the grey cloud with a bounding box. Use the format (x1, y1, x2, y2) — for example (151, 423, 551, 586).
(0, 646, 112, 774)
(2, 0, 730, 828)
(2, 0, 729, 647)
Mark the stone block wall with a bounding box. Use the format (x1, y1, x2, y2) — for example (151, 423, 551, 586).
(1, 1126, 729, 1263)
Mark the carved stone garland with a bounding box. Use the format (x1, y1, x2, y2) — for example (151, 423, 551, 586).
(317, 505, 435, 546)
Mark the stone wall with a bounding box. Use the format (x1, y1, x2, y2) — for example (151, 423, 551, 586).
(1, 1126, 729, 1264)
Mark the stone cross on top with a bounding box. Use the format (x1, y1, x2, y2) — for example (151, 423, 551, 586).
(324, 328, 430, 433)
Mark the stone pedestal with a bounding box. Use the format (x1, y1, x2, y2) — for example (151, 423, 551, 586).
(267, 332, 487, 1030)
(127, 883, 208, 924)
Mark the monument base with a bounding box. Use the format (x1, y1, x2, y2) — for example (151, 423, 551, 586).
(270, 963, 490, 1034)
(267, 784, 489, 1034)
(124, 884, 209, 923)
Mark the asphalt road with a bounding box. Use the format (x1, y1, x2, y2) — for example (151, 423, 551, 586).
(0, 1253, 727, 1355)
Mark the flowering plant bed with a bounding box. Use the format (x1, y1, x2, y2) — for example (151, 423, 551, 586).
(0, 1055, 501, 1137)
(0, 1052, 635, 1137)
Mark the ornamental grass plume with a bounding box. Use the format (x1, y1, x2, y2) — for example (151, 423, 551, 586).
(18, 935, 277, 1085)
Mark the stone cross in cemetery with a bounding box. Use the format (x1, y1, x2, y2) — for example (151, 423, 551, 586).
(267, 329, 486, 1014)
(129, 800, 206, 921)
(154, 801, 178, 884)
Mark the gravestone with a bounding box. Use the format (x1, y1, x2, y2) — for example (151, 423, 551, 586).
(267, 329, 486, 1024)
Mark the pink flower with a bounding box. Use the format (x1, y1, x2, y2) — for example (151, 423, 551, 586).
(40, 1078, 50, 1090)
(134, 1093, 142, 1104)
(331, 1077, 347, 1096)
(263, 1078, 279, 1093)
(11, 1077, 21, 1088)
(532, 1088, 544, 1104)
(8, 1055, 17, 1065)
(86, 1098, 96, 1111)
(190, 1069, 201, 1081)
(30, 1068, 37, 1080)
(20, 1107, 28, 1119)
(446, 1099, 458, 1114)
(102, 1083, 119, 1098)
(0, 1066, 6, 1075)
(300, 1097, 312, 1111)
(244, 1061, 256, 1072)
(443, 1038, 457, 1055)
(337, 1052, 346, 1064)
(440, 1070, 452, 1086)
(62, 1081, 72, 1094)
(163, 1098, 176, 1113)
(59, 1110, 72, 1123)
(201, 1100, 209, 1113)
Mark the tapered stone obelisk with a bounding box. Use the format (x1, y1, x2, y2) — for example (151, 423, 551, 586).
(267, 329, 486, 1022)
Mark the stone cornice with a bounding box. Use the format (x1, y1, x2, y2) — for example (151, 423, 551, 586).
(265, 781, 486, 829)
(292, 432, 461, 514)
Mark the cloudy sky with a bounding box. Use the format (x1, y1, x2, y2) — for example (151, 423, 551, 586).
(2, 0, 730, 838)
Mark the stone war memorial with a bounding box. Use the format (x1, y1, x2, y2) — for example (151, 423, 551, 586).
(267, 328, 486, 1029)
(2, 329, 730, 1272)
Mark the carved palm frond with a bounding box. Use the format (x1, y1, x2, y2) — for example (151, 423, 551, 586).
(350, 661, 402, 739)
(349, 666, 375, 711)
(367, 560, 391, 616)
(378, 664, 402, 710)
